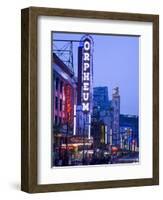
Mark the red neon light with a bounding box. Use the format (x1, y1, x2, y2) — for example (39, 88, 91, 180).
(64, 84, 73, 123)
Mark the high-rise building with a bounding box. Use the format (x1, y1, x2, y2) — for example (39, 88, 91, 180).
(92, 87, 110, 144)
(93, 87, 110, 110)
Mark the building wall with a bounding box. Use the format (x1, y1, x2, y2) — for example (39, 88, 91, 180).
(53, 53, 77, 135)
(120, 114, 139, 147)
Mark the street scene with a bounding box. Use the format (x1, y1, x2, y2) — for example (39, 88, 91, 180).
(52, 32, 139, 167)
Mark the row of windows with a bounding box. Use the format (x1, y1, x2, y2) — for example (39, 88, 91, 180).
(55, 77, 63, 93)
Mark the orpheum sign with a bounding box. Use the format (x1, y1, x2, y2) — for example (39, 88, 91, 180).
(82, 37, 91, 113)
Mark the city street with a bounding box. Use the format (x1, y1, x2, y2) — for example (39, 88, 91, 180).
(52, 33, 139, 167)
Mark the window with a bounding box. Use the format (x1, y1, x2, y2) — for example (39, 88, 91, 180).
(56, 77, 59, 91)
(55, 97, 58, 110)
(60, 99, 62, 111)
(60, 81, 63, 93)
(55, 115, 58, 125)
(59, 117, 62, 125)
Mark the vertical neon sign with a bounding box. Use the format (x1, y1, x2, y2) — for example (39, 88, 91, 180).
(82, 38, 91, 113)
(65, 84, 72, 123)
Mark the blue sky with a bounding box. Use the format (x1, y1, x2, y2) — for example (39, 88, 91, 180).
(52, 32, 139, 115)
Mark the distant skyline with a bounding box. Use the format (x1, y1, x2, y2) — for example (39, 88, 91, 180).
(52, 32, 139, 115)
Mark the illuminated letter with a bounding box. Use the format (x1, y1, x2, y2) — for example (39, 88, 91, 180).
(83, 92, 89, 101)
(83, 82, 89, 91)
(83, 72, 90, 81)
(84, 41, 90, 51)
(83, 62, 89, 71)
(84, 52, 90, 61)
(82, 102, 89, 112)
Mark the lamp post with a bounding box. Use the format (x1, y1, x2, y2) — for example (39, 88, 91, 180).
(65, 114, 69, 166)
(82, 115, 86, 165)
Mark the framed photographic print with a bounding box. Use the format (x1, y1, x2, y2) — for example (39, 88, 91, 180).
(21, 7, 159, 193)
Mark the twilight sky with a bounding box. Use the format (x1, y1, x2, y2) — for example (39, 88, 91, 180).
(52, 32, 139, 116)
